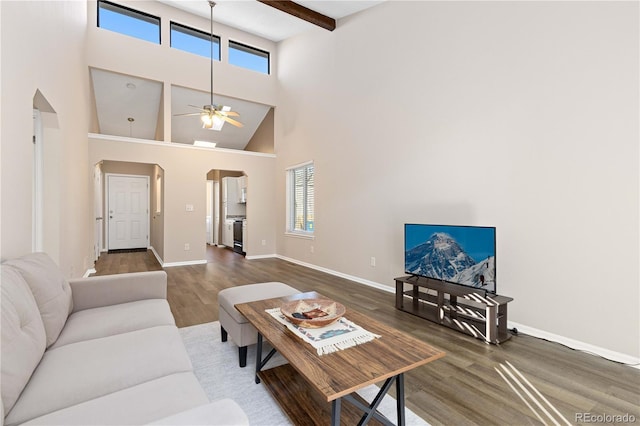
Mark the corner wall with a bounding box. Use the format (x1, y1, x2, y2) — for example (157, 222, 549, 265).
(1, 1, 92, 277)
(275, 1, 639, 358)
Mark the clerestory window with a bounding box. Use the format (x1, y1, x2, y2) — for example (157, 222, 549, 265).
(170, 22, 220, 60)
(97, 0, 160, 44)
(229, 40, 270, 75)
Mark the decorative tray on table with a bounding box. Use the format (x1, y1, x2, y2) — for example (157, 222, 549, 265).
(280, 299, 346, 328)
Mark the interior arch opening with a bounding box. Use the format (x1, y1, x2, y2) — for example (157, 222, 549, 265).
(206, 169, 247, 259)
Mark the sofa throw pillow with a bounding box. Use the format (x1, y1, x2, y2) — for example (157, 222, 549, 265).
(5, 253, 73, 347)
(1, 265, 47, 414)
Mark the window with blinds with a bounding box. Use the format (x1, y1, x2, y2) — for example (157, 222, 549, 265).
(287, 162, 314, 235)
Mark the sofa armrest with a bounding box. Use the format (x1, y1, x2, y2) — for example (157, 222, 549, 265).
(148, 400, 249, 425)
(69, 271, 167, 312)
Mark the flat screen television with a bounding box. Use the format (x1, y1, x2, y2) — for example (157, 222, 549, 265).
(404, 224, 496, 294)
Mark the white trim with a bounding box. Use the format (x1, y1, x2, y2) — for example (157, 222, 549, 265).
(33, 109, 43, 252)
(149, 246, 164, 266)
(245, 254, 277, 260)
(275, 255, 394, 294)
(89, 133, 276, 158)
(83, 268, 97, 278)
(285, 159, 313, 171)
(284, 231, 315, 240)
(508, 321, 640, 369)
(275, 254, 640, 369)
(163, 259, 207, 267)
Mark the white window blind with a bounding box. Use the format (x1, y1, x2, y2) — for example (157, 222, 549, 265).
(287, 162, 314, 234)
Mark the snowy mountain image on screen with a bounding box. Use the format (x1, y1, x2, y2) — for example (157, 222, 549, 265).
(405, 232, 495, 288)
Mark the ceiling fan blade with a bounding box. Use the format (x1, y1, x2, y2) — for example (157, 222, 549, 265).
(174, 112, 204, 117)
(218, 111, 240, 117)
(217, 113, 244, 128)
(188, 104, 206, 110)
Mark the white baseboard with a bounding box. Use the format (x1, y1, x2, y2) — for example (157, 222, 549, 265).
(508, 321, 640, 369)
(275, 255, 640, 369)
(149, 246, 164, 266)
(149, 245, 206, 268)
(83, 268, 96, 278)
(163, 259, 207, 267)
(245, 254, 278, 260)
(275, 255, 395, 294)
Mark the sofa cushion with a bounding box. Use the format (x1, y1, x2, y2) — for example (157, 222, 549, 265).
(0, 266, 47, 415)
(150, 399, 249, 425)
(4, 326, 193, 425)
(15, 373, 209, 426)
(50, 299, 175, 349)
(5, 253, 73, 347)
(70, 271, 167, 312)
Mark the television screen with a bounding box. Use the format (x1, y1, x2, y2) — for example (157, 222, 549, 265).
(404, 224, 496, 294)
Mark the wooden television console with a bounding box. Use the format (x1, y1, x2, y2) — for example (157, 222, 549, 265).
(394, 275, 513, 344)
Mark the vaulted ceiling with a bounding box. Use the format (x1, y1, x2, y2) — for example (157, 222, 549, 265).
(158, 1, 384, 42)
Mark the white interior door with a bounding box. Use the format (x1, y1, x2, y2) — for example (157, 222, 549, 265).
(107, 175, 149, 250)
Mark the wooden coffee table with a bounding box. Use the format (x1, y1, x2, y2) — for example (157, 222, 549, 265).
(235, 291, 445, 426)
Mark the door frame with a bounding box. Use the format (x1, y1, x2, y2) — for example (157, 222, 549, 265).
(206, 180, 214, 245)
(32, 109, 43, 252)
(105, 173, 150, 250)
(94, 163, 103, 258)
(213, 180, 220, 246)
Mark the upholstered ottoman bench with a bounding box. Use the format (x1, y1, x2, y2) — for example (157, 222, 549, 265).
(218, 282, 300, 367)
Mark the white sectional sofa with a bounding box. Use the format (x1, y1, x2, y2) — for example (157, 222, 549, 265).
(1, 252, 248, 425)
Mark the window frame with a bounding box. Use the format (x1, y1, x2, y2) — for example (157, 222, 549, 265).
(170, 21, 221, 61)
(229, 40, 270, 75)
(97, 0, 161, 44)
(286, 161, 315, 238)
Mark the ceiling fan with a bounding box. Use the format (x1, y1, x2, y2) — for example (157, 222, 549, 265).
(175, 1, 243, 130)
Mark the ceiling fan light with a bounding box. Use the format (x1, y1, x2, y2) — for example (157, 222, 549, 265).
(201, 114, 214, 128)
(175, 2, 243, 130)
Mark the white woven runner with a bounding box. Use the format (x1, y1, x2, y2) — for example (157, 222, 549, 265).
(266, 308, 381, 356)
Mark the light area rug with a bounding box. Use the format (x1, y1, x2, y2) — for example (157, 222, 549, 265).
(179, 322, 429, 426)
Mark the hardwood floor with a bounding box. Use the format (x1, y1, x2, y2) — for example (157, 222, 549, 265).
(93, 247, 640, 426)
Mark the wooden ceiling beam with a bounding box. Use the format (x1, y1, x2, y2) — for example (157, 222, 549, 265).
(257, 0, 336, 32)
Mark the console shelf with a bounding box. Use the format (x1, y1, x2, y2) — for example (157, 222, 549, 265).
(395, 275, 513, 344)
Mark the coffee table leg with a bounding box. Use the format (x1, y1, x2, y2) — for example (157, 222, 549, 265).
(396, 373, 405, 426)
(331, 398, 341, 426)
(255, 332, 263, 384)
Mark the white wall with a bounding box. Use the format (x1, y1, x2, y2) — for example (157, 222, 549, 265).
(1, 1, 92, 277)
(275, 2, 639, 358)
